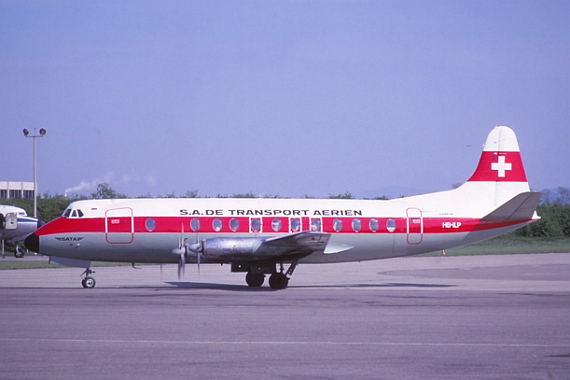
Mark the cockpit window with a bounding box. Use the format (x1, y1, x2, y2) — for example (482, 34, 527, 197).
(65, 208, 84, 218)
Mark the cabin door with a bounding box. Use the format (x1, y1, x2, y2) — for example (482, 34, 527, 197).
(105, 207, 134, 244)
(406, 208, 423, 245)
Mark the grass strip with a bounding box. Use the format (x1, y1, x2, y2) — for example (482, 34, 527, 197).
(422, 237, 570, 256)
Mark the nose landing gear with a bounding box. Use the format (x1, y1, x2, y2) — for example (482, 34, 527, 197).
(81, 268, 96, 289)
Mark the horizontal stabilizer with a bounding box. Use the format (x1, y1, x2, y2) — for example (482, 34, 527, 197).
(482, 192, 542, 222)
(264, 231, 331, 256)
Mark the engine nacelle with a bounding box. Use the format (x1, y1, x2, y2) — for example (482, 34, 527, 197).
(201, 237, 265, 259)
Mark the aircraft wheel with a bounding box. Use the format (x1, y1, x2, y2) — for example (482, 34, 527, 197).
(268, 273, 289, 290)
(82, 276, 96, 289)
(14, 245, 24, 258)
(245, 272, 265, 287)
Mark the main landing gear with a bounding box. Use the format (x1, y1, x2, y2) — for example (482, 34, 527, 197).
(81, 268, 96, 289)
(243, 260, 298, 290)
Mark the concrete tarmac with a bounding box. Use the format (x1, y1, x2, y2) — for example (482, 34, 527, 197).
(1, 253, 569, 380)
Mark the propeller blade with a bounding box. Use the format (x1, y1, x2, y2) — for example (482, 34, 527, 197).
(197, 252, 201, 274)
(178, 254, 185, 280)
(175, 224, 188, 280)
(189, 236, 202, 275)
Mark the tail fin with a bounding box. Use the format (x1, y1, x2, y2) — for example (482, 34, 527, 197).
(467, 126, 528, 183)
(460, 126, 532, 208)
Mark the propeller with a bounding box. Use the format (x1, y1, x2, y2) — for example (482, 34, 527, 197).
(172, 227, 203, 279)
(172, 224, 188, 281)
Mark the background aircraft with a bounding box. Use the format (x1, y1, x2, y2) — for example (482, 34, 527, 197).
(25, 126, 541, 289)
(1, 205, 42, 258)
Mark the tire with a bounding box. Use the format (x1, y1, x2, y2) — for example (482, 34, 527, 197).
(82, 277, 96, 289)
(268, 273, 289, 290)
(245, 272, 265, 287)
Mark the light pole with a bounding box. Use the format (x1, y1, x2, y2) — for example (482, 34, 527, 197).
(23, 128, 46, 218)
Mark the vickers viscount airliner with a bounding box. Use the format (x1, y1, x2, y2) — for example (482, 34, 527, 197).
(25, 126, 541, 289)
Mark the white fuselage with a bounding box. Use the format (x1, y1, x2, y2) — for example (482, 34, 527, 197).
(31, 191, 534, 265)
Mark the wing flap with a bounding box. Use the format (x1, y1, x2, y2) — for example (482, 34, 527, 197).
(324, 242, 354, 254)
(482, 191, 542, 222)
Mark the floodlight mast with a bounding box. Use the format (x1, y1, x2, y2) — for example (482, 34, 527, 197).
(22, 128, 46, 218)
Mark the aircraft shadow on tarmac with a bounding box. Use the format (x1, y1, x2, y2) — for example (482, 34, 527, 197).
(165, 282, 275, 291)
(165, 281, 456, 291)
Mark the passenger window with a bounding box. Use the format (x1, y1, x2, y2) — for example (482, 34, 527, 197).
(190, 218, 200, 232)
(333, 218, 343, 232)
(352, 218, 361, 232)
(271, 218, 282, 232)
(145, 218, 156, 232)
(290, 218, 300, 232)
(230, 218, 240, 232)
(311, 218, 321, 232)
(213, 218, 222, 232)
(251, 218, 261, 233)
(386, 219, 396, 233)
(369, 219, 379, 232)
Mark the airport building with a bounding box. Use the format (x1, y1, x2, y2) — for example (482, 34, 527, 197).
(0, 181, 35, 200)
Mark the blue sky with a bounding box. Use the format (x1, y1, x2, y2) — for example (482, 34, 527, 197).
(1, 1, 569, 198)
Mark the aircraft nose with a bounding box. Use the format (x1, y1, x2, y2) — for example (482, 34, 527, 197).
(25, 233, 40, 253)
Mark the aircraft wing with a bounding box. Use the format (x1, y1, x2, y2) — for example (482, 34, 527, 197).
(482, 191, 542, 222)
(262, 231, 331, 257)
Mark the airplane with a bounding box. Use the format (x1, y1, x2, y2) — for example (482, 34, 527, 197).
(24, 126, 541, 289)
(1, 205, 42, 258)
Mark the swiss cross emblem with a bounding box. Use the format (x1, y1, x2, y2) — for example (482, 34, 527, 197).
(491, 155, 512, 177)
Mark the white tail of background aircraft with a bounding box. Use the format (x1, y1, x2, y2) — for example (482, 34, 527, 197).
(25, 126, 541, 289)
